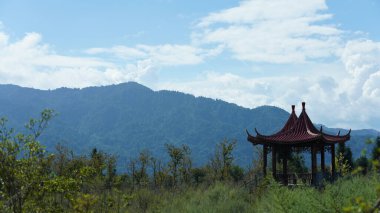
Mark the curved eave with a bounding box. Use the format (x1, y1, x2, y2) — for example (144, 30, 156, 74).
(247, 131, 351, 146)
(246, 129, 257, 145)
(322, 135, 350, 144)
(320, 128, 351, 144)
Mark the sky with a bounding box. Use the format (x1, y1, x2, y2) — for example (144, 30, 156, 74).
(0, 0, 380, 130)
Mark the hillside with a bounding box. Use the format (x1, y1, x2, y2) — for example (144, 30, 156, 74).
(0, 82, 377, 167)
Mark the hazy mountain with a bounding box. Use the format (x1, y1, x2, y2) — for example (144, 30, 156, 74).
(0, 82, 378, 168)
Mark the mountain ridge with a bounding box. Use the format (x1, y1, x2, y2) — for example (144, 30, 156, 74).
(0, 82, 378, 167)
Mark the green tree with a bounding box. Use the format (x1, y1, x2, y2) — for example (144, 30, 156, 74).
(372, 136, 380, 168)
(229, 165, 244, 182)
(105, 155, 117, 190)
(209, 139, 237, 181)
(0, 109, 56, 212)
(289, 153, 308, 174)
(337, 143, 354, 171)
(165, 144, 191, 187)
(354, 156, 369, 175)
(191, 167, 207, 184)
(137, 150, 150, 186)
(90, 148, 106, 176)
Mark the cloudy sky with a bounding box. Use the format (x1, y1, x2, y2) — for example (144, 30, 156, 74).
(0, 0, 380, 130)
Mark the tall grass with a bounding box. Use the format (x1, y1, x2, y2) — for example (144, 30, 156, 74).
(253, 174, 379, 213)
(126, 174, 379, 212)
(155, 183, 253, 213)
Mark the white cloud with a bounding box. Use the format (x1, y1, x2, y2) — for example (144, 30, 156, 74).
(198, 0, 329, 27)
(86, 46, 147, 59)
(194, 0, 342, 63)
(0, 32, 9, 46)
(136, 44, 204, 66)
(341, 40, 380, 100)
(156, 72, 344, 127)
(0, 31, 218, 89)
(156, 38, 380, 129)
(0, 32, 149, 89)
(87, 44, 223, 66)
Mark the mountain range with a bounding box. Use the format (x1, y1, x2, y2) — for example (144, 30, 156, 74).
(0, 82, 378, 168)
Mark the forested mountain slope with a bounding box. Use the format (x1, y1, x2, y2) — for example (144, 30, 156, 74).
(0, 82, 377, 166)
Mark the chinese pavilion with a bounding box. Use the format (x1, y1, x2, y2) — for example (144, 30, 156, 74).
(246, 102, 350, 185)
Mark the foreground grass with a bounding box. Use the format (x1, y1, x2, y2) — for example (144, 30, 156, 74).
(126, 174, 379, 213)
(254, 175, 379, 213)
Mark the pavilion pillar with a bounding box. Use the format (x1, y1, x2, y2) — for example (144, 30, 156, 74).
(311, 145, 317, 185)
(321, 144, 325, 176)
(263, 145, 268, 176)
(331, 144, 335, 179)
(272, 145, 277, 180)
(282, 147, 288, 186)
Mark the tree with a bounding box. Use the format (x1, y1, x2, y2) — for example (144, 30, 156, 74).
(289, 153, 308, 174)
(229, 165, 244, 182)
(165, 144, 191, 187)
(180, 145, 192, 185)
(372, 136, 380, 162)
(0, 109, 56, 212)
(137, 150, 150, 186)
(337, 143, 354, 170)
(90, 148, 106, 176)
(354, 156, 369, 175)
(368, 136, 380, 172)
(209, 139, 237, 181)
(105, 155, 117, 190)
(191, 167, 207, 184)
(127, 158, 138, 190)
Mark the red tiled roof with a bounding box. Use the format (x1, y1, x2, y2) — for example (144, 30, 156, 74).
(246, 102, 350, 145)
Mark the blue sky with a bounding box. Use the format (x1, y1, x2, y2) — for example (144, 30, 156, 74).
(0, 0, 380, 130)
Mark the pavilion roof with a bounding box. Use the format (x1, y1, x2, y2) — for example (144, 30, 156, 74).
(246, 102, 350, 145)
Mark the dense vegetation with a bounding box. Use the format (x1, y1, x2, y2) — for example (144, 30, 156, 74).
(0, 111, 379, 212)
(0, 83, 377, 167)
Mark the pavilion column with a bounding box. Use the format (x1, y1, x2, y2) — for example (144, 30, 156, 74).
(283, 147, 288, 186)
(331, 144, 335, 179)
(263, 145, 268, 176)
(272, 145, 277, 180)
(311, 145, 317, 185)
(321, 144, 325, 176)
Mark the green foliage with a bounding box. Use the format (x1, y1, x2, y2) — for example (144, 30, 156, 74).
(158, 183, 253, 213)
(255, 174, 379, 213)
(336, 153, 352, 176)
(191, 167, 207, 184)
(209, 139, 237, 181)
(229, 165, 244, 182)
(354, 155, 370, 175)
(288, 153, 308, 174)
(0, 110, 379, 212)
(0, 109, 56, 212)
(165, 144, 192, 187)
(337, 143, 354, 170)
(73, 193, 99, 213)
(372, 136, 380, 171)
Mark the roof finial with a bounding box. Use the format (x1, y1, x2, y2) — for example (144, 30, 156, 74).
(291, 105, 295, 112)
(302, 102, 305, 111)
